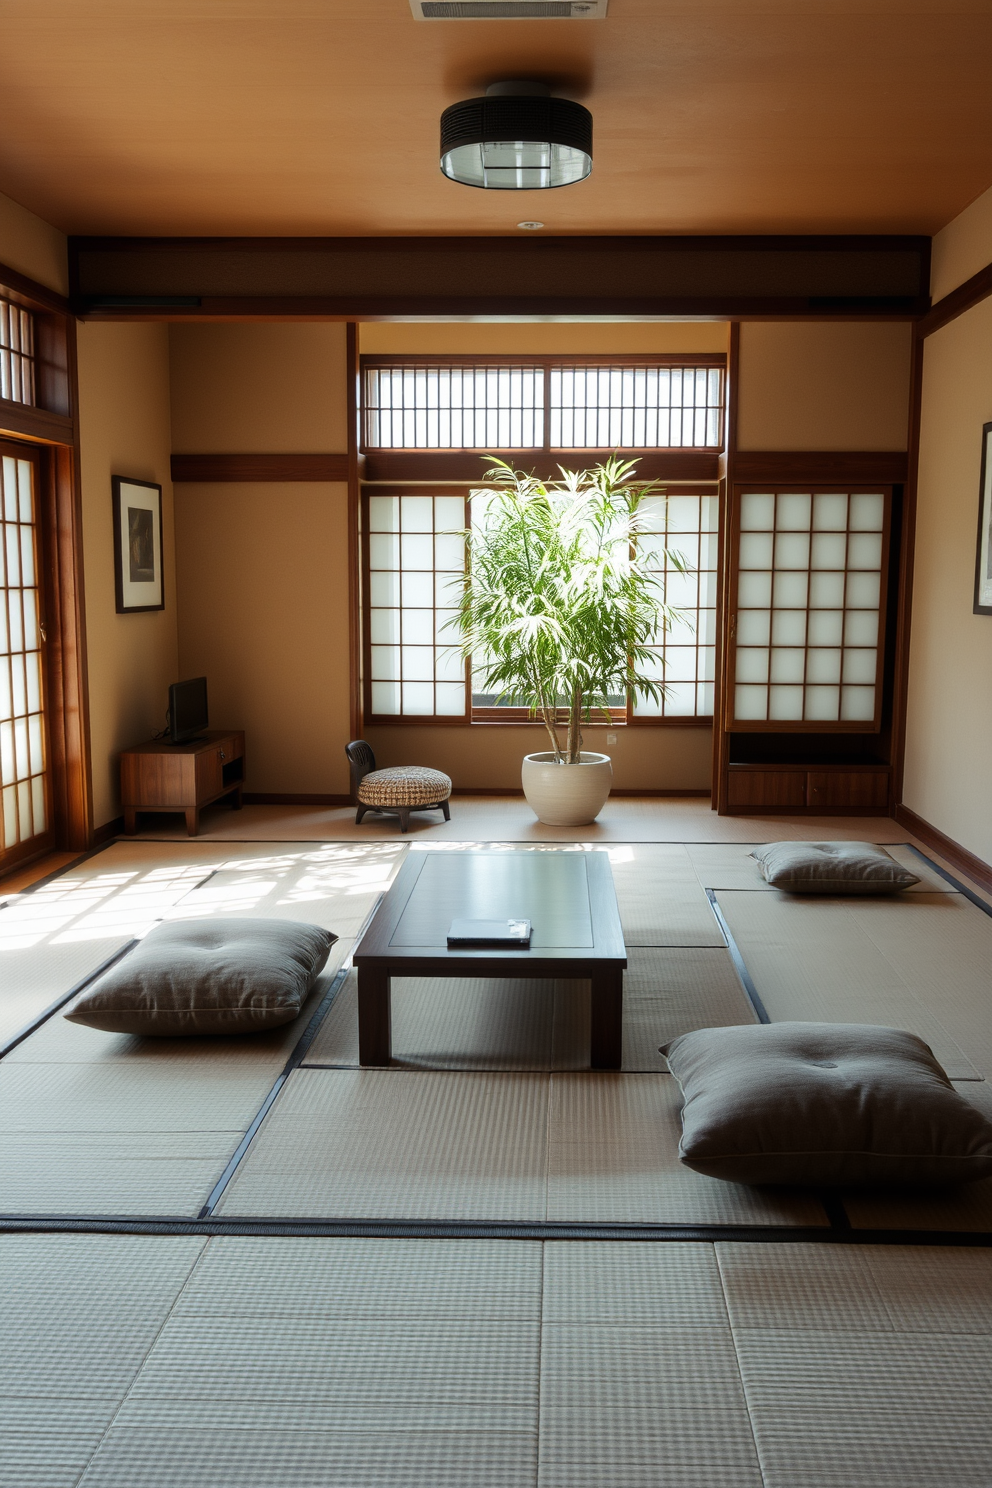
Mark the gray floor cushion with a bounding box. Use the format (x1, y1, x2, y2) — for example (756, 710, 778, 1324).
(751, 841, 920, 893)
(64, 918, 335, 1035)
(663, 1022, 992, 1187)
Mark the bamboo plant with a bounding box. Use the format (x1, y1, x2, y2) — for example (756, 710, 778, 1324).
(451, 456, 687, 764)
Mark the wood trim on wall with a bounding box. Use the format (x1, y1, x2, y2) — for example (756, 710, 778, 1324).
(170, 453, 350, 482)
(362, 449, 720, 484)
(346, 321, 363, 741)
(890, 332, 924, 809)
(894, 802, 992, 896)
(917, 261, 992, 339)
(0, 256, 70, 314)
(0, 399, 75, 445)
(712, 321, 740, 813)
(69, 233, 932, 322)
(732, 451, 908, 483)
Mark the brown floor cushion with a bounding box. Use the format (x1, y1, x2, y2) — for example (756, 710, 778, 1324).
(751, 841, 920, 893)
(64, 918, 335, 1036)
(663, 1022, 992, 1186)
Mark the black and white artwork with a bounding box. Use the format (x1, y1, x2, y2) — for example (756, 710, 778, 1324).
(112, 477, 164, 613)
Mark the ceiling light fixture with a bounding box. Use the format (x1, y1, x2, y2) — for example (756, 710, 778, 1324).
(440, 82, 592, 190)
(517, 220, 545, 229)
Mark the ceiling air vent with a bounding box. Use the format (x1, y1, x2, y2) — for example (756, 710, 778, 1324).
(411, 1, 607, 19)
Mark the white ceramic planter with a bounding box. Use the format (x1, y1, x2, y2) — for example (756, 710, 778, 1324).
(521, 751, 613, 826)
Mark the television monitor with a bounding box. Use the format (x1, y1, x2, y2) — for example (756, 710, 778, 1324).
(168, 677, 208, 744)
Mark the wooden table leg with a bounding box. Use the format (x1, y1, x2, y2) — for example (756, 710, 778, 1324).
(123, 807, 137, 834)
(358, 966, 392, 1065)
(185, 807, 199, 836)
(590, 967, 624, 1070)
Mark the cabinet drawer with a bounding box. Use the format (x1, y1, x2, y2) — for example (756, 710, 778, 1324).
(727, 770, 806, 808)
(807, 771, 889, 810)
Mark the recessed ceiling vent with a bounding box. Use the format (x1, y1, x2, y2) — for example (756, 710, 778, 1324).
(411, 1, 607, 19)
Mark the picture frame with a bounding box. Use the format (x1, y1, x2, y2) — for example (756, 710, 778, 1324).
(974, 423, 992, 615)
(112, 476, 164, 614)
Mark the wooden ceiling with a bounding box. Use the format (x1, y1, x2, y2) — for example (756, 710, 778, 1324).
(1, 0, 991, 238)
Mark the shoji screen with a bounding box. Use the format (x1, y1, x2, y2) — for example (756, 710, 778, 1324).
(729, 488, 890, 731)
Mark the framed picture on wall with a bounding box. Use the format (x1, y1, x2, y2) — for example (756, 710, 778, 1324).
(974, 423, 992, 614)
(112, 476, 164, 613)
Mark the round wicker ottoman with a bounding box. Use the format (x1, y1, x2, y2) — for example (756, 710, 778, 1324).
(347, 741, 452, 833)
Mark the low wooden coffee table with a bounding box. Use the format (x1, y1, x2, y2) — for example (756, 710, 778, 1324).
(352, 849, 627, 1068)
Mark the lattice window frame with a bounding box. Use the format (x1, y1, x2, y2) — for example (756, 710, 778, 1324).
(361, 353, 727, 454)
(726, 484, 892, 734)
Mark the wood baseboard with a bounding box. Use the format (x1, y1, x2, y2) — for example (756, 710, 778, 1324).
(93, 816, 125, 844)
(451, 787, 711, 798)
(894, 802, 992, 894)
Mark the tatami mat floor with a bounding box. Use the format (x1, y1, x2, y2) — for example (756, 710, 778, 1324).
(2, 802, 991, 1485)
(2, 1234, 988, 1488)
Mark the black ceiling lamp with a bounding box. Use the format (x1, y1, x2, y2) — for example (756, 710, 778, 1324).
(440, 81, 592, 190)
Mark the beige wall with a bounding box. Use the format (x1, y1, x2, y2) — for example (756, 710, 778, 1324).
(737, 321, 913, 450)
(361, 322, 730, 355)
(931, 182, 992, 302)
(175, 483, 351, 795)
(903, 294, 992, 862)
(76, 321, 178, 829)
(0, 188, 68, 295)
(170, 323, 349, 451)
(170, 322, 352, 795)
(366, 723, 712, 793)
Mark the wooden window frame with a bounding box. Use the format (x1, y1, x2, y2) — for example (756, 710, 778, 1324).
(0, 260, 90, 865)
(360, 352, 728, 460)
(725, 483, 892, 734)
(361, 481, 718, 729)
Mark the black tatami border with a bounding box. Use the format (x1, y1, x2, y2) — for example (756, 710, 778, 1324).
(2, 836, 990, 1249)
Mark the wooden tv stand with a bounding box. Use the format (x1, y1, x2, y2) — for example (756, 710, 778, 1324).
(120, 730, 245, 836)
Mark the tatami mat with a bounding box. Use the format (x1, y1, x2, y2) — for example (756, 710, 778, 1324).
(0, 1399, 113, 1488)
(730, 1328, 991, 1487)
(687, 842, 954, 893)
(167, 840, 407, 935)
(217, 1069, 551, 1220)
(849, 895, 992, 1080)
(0, 1061, 279, 1132)
(307, 971, 560, 1071)
(714, 891, 982, 1078)
(126, 796, 914, 844)
(716, 1241, 992, 1333)
(547, 1074, 827, 1227)
(607, 843, 726, 945)
(0, 940, 132, 1047)
(114, 1316, 539, 1432)
(541, 1240, 729, 1324)
(304, 949, 753, 1073)
(538, 1324, 764, 1488)
(0, 1132, 241, 1216)
(78, 1429, 539, 1488)
(174, 1236, 543, 1320)
(0, 1234, 205, 1486)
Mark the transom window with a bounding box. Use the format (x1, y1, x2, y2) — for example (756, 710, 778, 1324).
(361, 486, 717, 725)
(0, 295, 35, 407)
(362, 355, 725, 452)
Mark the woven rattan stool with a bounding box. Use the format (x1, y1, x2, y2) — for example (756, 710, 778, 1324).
(345, 740, 451, 833)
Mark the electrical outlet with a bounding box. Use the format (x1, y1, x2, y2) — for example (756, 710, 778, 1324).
(606, 733, 617, 745)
